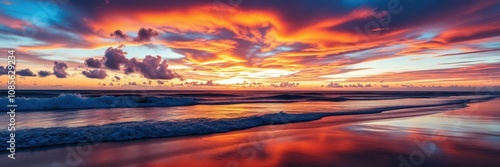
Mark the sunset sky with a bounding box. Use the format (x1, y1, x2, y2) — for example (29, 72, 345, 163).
(1, 0, 499, 90)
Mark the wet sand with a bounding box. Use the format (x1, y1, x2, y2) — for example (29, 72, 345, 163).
(2, 98, 499, 167)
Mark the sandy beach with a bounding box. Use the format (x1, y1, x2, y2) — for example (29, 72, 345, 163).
(2, 97, 498, 167)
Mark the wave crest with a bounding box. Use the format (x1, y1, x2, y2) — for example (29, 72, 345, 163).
(0, 95, 498, 149)
(0, 93, 197, 111)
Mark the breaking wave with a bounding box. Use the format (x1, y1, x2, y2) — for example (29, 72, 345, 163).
(0, 93, 197, 111)
(1, 95, 497, 149)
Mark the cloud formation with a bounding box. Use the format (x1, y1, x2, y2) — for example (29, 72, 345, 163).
(82, 69, 108, 79)
(326, 82, 343, 88)
(269, 82, 299, 88)
(110, 30, 130, 40)
(127, 55, 182, 79)
(104, 47, 129, 70)
(81, 46, 182, 80)
(84, 58, 103, 68)
(110, 28, 159, 43)
(38, 70, 52, 77)
(53, 61, 69, 78)
(17, 69, 37, 76)
(134, 28, 159, 43)
(0, 66, 9, 75)
(346, 63, 500, 84)
(156, 80, 166, 85)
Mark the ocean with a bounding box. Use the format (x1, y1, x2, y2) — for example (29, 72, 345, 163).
(1, 90, 498, 149)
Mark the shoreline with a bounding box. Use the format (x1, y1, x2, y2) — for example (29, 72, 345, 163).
(2, 95, 495, 150)
(0, 104, 462, 152)
(2, 98, 499, 166)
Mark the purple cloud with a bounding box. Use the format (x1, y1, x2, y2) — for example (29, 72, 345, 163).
(126, 55, 182, 80)
(53, 61, 69, 78)
(270, 82, 300, 88)
(38, 70, 52, 77)
(156, 80, 166, 85)
(17, 69, 37, 76)
(326, 82, 344, 88)
(84, 58, 103, 68)
(104, 47, 128, 70)
(110, 30, 130, 40)
(82, 69, 108, 79)
(134, 28, 159, 43)
(0, 66, 9, 75)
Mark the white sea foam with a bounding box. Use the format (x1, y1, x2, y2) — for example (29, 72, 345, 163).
(0, 93, 197, 111)
(0, 94, 497, 149)
(0, 111, 325, 148)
